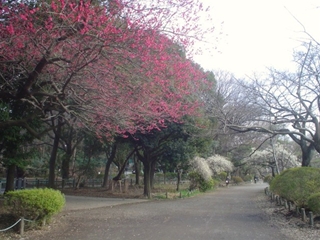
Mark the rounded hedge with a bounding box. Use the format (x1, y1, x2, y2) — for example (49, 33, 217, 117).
(5, 188, 65, 223)
(270, 167, 320, 207)
(307, 192, 320, 214)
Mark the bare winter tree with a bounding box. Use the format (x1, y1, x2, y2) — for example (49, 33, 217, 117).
(245, 142, 300, 177)
(208, 71, 271, 163)
(225, 42, 320, 166)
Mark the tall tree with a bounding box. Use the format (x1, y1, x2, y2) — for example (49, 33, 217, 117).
(131, 121, 192, 198)
(0, 0, 210, 135)
(224, 42, 320, 166)
(0, 0, 212, 188)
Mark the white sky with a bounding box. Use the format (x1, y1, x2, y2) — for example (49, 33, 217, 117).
(193, 0, 320, 78)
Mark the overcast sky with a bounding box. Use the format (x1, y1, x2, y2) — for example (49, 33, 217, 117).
(193, 0, 320, 78)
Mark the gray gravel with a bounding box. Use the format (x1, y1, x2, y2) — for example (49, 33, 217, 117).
(25, 183, 290, 240)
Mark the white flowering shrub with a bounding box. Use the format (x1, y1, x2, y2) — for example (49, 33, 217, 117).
(189, 156, 212, 181)
(207, 155, 234, 174)
(188, 157, 214, 191)
(247, 144, 300, 174)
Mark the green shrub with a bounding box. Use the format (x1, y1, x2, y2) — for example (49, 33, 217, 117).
(307, 192, 320, 214)
(263, 175, 273, 184)
(5, 188, 65, 223)
(232, 176, 244, 184)
(188, 172, 214, 192)
(218, 172, 227, 181)
(270, 167, 320, 207)
(242, 175, 253, 182)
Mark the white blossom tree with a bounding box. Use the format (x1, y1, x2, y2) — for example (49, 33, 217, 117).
(246, 143, 300, 177)
(189, 155, 234, 178)
(206, 155, 234, 175)
(189, 156, 212, 181)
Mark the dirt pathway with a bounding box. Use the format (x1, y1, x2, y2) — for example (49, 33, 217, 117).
(27, 183, 289, 240)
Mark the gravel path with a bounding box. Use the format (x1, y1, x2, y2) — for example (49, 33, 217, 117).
(25, 183, 289, 240)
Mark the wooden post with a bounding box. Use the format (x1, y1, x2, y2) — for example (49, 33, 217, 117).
(117, 180, 122, 192)
(301, 208, 306, 221)
(20, 217, 24, 236)
(296, 206, 300, 216)
(309, 211, 314, 227)
(166, 192, 168, 199)
(111, 180, 114, 191)
(124, 179, 129, 193)
(179, 192, 182, 198)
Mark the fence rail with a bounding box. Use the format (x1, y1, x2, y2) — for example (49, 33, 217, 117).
(0, 217, 34, 236)
(264, 187, 314, 227)
(0, 177, 187, 193)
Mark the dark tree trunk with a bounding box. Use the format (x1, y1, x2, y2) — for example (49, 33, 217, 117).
(5, 164, 16, 193)
(271, 166, 275, 177)
(102, 143, 117, 188)
(134, 156, 140, 185)
(176, 169, 181, 191)
(301, 144, 314, 167)
(61, 153, 71, 180)
(113, 149, 135, 181)
(143, 161, 151, 199)
(61, 127, 83, 184)
(48, 116, 62, 188)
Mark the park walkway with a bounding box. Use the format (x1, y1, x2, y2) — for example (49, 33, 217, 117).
(31, 183, 288, 240)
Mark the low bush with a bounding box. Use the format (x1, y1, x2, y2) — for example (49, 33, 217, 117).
(242, 175, 253, 182)
(307, 193, 320, 214)
(263, 175, 273, 184)
(217, 172, 227, 181)
(5, 188, 65, 224)
(232, 176, 244, 184)
(188, 172, 214, 192)
(270, 167, 320, 208)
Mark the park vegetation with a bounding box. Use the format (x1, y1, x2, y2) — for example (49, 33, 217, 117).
(5, 188, 65, 225)
(270, 167, 320, 211)
(1, 0, 320, 211)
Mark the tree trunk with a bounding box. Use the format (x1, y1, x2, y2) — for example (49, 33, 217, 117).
(176, 169, 181, 191)
(143, 161, 151, 198)
(48, 116, 62, 188)
(4, 164, 16, 193)
(102, 143, 117, 188)
(301, 144, 314, 167)
(113, 148, 135, 181)
(271, 166, 275, 177)
(134, 154, 140, 185)
(61, 153, 71, 180)
(270, 137, 280, 174)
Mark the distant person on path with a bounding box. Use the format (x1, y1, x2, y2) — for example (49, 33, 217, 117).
(254, 176, 258, 183)
(225, 176, 230, 187)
